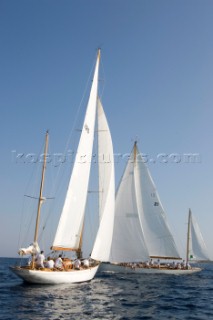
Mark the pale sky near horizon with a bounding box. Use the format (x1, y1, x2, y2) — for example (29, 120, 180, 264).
(0, 0, 213, 259)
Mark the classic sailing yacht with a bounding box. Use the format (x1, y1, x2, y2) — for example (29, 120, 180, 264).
(11, 50, 115, 284)
(186, 209, 210, 263)
(102, 142, 201, 274)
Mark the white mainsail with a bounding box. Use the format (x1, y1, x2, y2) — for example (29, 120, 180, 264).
(91, 98, 115, 261)
(135, 145, 180, 259)
(109, 142, 180, 263)
(187, 209, 210, 262)
(52, 51, 100, 251)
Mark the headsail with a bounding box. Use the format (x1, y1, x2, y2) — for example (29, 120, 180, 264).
(187, 209, 210, 262)
(109, 143, 150, 263)
(91, 98, 115, 261)
(52, 51, 100, 251)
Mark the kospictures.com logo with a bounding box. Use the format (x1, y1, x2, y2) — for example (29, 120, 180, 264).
(11, 150, 201, 166)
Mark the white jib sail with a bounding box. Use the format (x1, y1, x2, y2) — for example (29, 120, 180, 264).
(135, 145, 180, 259)
(188, 212, 210, 261)
(109, 145, 150, 263)
(52, 51, 100, 250)
(91, 98, 115, 261)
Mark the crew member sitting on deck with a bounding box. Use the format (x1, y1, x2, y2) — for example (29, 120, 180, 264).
(45, 257, 54, 269)
(186, 262, 191, 269)
(145, 261, 150, 267)
(82, 259, 89, 268)
(54, 254, 64, 269)
(62, 258, 73, 270)
(157, 259, 160, 268)
(74, 259, 81, 270)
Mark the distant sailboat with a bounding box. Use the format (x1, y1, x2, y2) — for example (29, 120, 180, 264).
(186, 209, 210, 263)
(11, 50, 115, 284)
(102, 142, 201, 274)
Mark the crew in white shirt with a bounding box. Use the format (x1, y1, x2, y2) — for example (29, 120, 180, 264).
(54, 254, 63, 269)
(45, 257, 54, 269)
(35, 251, 45, 268)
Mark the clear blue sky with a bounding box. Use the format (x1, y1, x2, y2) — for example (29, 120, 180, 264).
(0, 0, 212, 259)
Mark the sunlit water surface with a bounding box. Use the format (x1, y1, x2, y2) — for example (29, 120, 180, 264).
(1, 258, 213, 319)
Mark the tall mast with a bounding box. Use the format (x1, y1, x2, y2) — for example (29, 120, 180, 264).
(186, 208, 192, 263)
(133, 141, 137, 164)
(34, 130, 49, 243)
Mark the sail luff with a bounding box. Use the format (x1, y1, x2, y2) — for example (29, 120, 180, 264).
(52, 51, 100, 251)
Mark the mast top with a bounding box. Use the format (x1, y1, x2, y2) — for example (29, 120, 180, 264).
(133, 141, 137, 163)
(97, 48, 101, 61)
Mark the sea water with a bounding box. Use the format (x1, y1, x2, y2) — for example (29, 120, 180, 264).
(0, 258, 213, 320)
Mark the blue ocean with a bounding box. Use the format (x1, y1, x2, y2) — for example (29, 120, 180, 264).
(0, 258, 213, 320)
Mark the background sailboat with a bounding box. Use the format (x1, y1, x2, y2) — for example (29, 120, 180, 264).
(102, 142, 201, 274)
(186, 209, 210, 263)
(11, 50, 115, 284)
